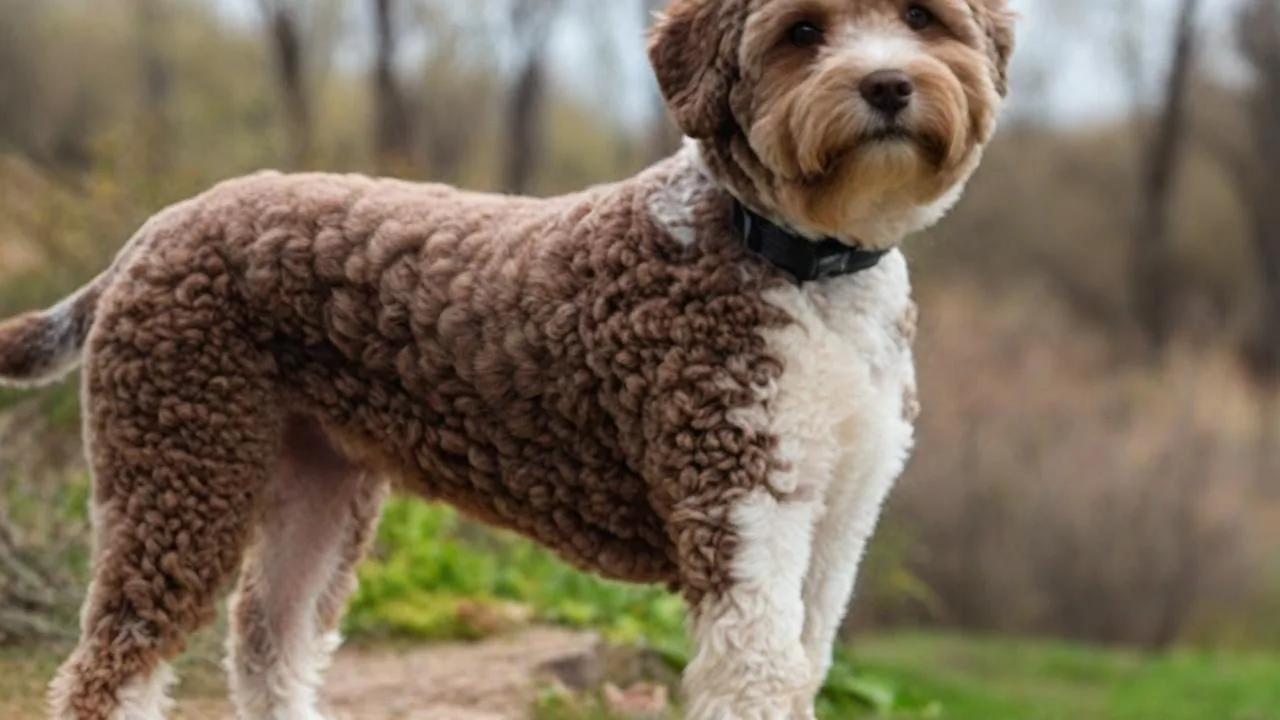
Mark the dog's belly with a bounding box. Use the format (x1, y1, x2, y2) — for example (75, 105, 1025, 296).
(274, 343, 679, 586)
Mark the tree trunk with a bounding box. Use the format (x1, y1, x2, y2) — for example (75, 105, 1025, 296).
(503, 49, 547, 194)
(1249, 220, 1280, 381)
(1234, 0, 1280, 385)
(1130, 0, 1200, 358)
(260, 1, 312, 169)
(502, 0, 562, 195)
(373, 0, 414, 174)
(136, 0, 172, 178)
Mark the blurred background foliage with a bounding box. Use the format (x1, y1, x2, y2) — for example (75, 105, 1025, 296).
(2, 0, 1280, 717)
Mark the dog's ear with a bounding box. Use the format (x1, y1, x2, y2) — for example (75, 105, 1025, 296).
(647, 0, 746, 138)
(970, 0, 1017, 96)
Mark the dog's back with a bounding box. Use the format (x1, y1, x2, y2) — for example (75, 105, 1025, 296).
(0, 153, 787, 587)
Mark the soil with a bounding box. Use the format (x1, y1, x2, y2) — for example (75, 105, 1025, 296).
(3, 628, 605, 720)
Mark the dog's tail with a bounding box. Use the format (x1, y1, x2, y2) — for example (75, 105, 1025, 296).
(0, 272, 109, 388)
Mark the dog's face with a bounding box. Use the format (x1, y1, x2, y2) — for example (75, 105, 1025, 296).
(649, 0, 1015, 247)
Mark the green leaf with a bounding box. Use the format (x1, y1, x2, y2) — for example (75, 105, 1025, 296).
(824, 668, 898, 712)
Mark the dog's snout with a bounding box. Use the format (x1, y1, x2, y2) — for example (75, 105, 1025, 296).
(859, 70, 914, 115)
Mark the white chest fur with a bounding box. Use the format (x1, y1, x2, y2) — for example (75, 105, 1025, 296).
(758, 250, 918, 503)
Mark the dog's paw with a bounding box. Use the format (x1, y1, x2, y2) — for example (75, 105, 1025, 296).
(683, 691, 816, 720)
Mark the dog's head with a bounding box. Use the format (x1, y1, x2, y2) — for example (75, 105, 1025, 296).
(648, 0, 1015, 247)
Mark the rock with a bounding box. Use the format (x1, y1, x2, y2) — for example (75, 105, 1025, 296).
(534, 642, 604, 692)
(602, 681, 670, 719)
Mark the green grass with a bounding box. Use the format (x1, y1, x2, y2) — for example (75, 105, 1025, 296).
(530, 633, 1280, 720)
(841, 632, 1280, 720)
(345, 500, 687, 653)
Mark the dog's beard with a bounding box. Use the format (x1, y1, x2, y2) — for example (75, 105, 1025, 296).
(781, 111, 963, 210)
(757, 70, 969, 193)
(854, 123, 947, 172)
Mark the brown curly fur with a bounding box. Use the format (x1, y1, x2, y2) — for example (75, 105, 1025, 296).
(2, 154, 793, 717)
(0, 0, 1014, 717)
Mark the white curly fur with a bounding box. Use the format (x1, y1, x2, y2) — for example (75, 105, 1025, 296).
(108, 663, 174, 720)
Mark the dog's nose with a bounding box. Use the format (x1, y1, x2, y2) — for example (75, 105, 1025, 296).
(859, 70, 914, 115)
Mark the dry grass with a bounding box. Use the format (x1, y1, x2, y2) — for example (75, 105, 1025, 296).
(859, 280, 1280, 648)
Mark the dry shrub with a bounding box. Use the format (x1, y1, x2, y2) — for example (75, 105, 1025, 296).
(913, 117, 1257, 351)
(861, 279, 1278, 649)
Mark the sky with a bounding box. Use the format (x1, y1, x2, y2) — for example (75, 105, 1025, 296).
(213, 0, 1254, 129)
(1003, 0, 1251, 125)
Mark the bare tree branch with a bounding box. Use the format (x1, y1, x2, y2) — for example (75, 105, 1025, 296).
(0, 514, 79, 646)
(502, 0, 564, 194)
(1130, 0, 1202, 358)
(136, 0, 172, 178)
(257, 0, 312, 168)
(373, 0, 415, 174)
(1225, 0, 1280, 384)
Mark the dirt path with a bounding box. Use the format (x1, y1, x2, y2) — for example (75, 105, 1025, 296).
(315, 628, 601, 720)
(185, 627, 601, 720)
(4, 628, 603, 720)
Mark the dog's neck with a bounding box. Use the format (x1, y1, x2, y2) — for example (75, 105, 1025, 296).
(674, 138, 895, 283)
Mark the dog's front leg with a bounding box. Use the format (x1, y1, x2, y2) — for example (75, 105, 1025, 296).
(676, 490, 822, 720)
(799, 450, 901, 687)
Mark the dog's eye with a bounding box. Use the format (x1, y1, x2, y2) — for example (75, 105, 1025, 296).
(904, 4, 935, 31)
(787, 21, 824, 48)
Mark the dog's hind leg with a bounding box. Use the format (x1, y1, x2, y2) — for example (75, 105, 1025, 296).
(225, 417, 386, 720)
(676, 490, 822, 720)
(48, 310, 278, 720)
(314, 468, 387, 639)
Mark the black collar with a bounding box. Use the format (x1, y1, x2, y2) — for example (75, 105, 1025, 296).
(732, 202, 890, 285)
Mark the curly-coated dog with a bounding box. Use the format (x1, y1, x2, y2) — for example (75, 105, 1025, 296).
(0, 0, 1014, 717)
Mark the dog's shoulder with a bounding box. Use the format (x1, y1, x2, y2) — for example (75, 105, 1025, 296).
(642, 141, 723, 249)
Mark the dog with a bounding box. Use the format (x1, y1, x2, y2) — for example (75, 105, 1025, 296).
(0, 0, 1013, 717)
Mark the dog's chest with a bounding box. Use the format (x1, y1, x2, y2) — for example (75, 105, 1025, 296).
(754, 253, 918, 497)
